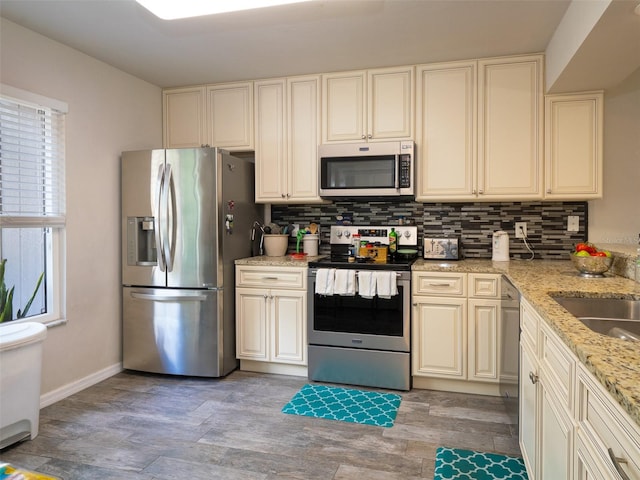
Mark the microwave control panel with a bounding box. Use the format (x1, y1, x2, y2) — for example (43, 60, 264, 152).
(399, 154, 411, 188)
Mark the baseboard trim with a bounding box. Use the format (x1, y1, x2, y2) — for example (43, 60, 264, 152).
(239, 360, 307, 378)
(40, 363, 123, 408)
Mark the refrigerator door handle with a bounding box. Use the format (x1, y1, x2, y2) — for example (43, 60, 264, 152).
(166, 162, 177, 272)
(155, 163, 166, 272)
(130, 292, 211, 302)
(161, 163, 174, 272)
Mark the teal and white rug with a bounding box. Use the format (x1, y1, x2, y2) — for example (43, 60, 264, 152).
(281, 384, 402, 428)
(434, 447, 528, 480)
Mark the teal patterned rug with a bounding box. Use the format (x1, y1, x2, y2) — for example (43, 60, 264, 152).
(434, 447, 529, 480)
(281, 384, 402, 428)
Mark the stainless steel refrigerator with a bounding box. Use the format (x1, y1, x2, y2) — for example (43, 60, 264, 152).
(121, 147, 260, 377)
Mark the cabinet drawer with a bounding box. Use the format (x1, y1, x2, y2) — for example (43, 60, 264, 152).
(412, 272, 466, 297)
(236, 266, 306, 289)
(540, 322, 574, 412)
(469, 274, 500, 298)
(578, 365, 640, 480)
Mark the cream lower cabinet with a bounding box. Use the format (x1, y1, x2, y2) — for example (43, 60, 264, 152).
(254, 75, 322, 203)
(235, 266, 307, 371)
(412, 272, 501, 394)
(575, 363, 640, 480)
(520, 297, 576, 480)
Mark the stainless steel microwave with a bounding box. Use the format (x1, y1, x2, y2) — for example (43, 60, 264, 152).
(319, 140, 415, 198)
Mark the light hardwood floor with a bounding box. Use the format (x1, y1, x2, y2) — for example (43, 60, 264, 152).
(0, 370, 521, 479)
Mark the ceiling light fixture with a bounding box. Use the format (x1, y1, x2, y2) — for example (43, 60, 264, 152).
(136, 0, 313, 20)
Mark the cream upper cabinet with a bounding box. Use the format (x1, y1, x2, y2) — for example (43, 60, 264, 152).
(163, 82, 253, 150)
(163, 86, 207, 148)
(254, 75, 322, 204)
(415, 61, 477, 199)
(416, 55, 543, 201)
(478, 55, 543, 200)
(255, 79, 287, 202)
(206, 82, 254, 151)
(322, 66, 414, 143)
(544, 91, 603, 199)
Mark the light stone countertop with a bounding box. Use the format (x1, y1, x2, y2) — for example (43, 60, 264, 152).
(414, 257, 640, 428)
(236, 253, 640, 427)
(235, 254, 325, 267)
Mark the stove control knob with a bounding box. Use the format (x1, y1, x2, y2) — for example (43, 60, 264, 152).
(344, 231, 351, 239)
(335, 230, 343, 238)
(404, 230, 412, 238)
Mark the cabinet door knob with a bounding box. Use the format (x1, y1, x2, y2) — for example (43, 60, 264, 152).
(529, 371, 539, 384)
(368, 134, 372, 139)
(281, 193, 286, 198)
(361, 134, 366, 139)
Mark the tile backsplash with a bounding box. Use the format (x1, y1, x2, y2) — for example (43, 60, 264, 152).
(271, 201, 588, 260)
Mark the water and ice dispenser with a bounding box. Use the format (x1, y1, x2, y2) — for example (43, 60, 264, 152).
(126, 216, 157, 266)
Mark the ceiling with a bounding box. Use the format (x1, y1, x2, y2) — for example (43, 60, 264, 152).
(0, 0, 638, 90)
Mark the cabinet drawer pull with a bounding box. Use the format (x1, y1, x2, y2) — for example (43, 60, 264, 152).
(262, 276, 279, 280)
(529, 371, 539, 384)
(427, 282, 453, 287)
(608, 448, 631, 480)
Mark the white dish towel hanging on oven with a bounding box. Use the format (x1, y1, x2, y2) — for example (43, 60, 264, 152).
(334, 270, 356, 296)
(376, 271, 398, 299)
(358, 271, 376, 298)
(315, 268, 335, 295)
(357, 271, 398, 299)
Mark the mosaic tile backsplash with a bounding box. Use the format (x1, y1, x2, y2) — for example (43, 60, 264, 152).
(271, 201, 588, 260)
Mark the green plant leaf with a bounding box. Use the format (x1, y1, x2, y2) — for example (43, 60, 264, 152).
(17, 271, 45, 318)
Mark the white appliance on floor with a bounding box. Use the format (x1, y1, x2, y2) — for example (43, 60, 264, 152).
(0, 322, 47, 449)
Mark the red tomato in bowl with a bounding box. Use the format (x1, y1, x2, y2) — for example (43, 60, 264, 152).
(575, 242, 596, 254)
(593, 251, 607, 257)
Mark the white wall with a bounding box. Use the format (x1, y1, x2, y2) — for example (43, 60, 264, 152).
(589, 66, 640, 244)
(0, 18, 162, 397)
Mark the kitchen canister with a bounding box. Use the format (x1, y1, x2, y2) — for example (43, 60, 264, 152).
(303, 234, 319, 256)
(263, 234, 288, 256)
(492, 230, 510, 261)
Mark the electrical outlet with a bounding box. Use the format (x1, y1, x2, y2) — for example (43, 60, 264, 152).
(567, 215, 579, 232)
(515, 222, 527, 239)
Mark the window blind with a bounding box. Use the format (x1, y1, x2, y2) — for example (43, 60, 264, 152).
(0, 88, 66, 228)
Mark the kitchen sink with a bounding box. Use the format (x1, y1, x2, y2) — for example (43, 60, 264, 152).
(551, 296, 640, 341)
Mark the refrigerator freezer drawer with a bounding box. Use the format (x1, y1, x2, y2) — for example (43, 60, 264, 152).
(122, 287, 237, 377)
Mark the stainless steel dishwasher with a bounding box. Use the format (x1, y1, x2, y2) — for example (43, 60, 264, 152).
(500, 276, 521, 426)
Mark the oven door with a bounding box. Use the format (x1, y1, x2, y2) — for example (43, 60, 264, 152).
(307, 269, 410, 352)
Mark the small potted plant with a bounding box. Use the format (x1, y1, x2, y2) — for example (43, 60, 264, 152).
(0, 259, 44, 323)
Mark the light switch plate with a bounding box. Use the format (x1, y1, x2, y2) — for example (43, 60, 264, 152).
(567, 216, 579, 232)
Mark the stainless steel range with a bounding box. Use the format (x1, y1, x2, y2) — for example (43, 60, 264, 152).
(307, 225, 418, 391)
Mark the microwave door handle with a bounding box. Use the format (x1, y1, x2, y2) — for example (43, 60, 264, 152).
(395, 154, 400, 189)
